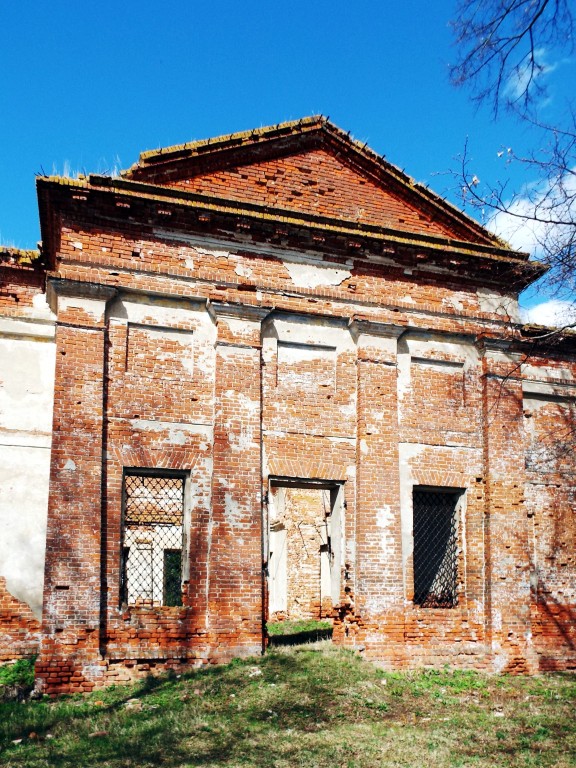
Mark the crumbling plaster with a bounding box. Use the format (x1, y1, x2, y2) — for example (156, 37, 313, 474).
(0, 307, 56, 618)
(2, 119, 575, 688)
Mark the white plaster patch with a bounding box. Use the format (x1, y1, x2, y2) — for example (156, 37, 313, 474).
(228, 424, 257, 452)
(282, 260, 351, 288)
(58, 295, 106, 322)
(376, 505, 394, 558)
(169, 429, 187, 445)
(223, 392, 260, 418)
(522, 363, 574, 383)
(129, 419, 213, 439)
(110, 294, 208, 328)
(224, 492, 244, 529)
(0, 317, 55, 340)
(235, 263, 253, 278)
(442, 295, 464, 312)
(364, 594, 394, 613)
(0, 335, 56, 434)
(64, 459, 76, 471)
(493, 610, 502, 632)
(339, 400, 357, 419)
(360, 439, 369, 455)
(130, 325, 195, 377)
(477, 287, 520, 321)
(271, 315, 355, 352)
(346, 539, 356, 561)
(222, 316, 256, 339)
(31, 293, 52, 314)
(493, 651, 508, 673)
(326, 436, 356, 445)
(194, 245, 231, 259)
(406, 337, 477, 369)
(396, 349, 411, 406)
(0, 444, 50, 616)
(365, 410, 384, 432)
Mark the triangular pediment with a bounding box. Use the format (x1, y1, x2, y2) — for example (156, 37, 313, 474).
(122, 117, 503, 247)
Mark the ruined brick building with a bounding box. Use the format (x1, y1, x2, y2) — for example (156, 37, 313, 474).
(1, 117, 575, 694)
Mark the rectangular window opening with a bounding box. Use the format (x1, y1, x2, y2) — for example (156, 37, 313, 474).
(413, 487, 461, 608)
(121, 471, 186, 607)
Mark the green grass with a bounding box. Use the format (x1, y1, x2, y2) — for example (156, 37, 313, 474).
(1, 644, 575, 767)
(266, 619, 333, 646)
(266, 619, 332, 636)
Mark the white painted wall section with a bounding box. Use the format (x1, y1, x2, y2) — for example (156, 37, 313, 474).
(0, 315, 55, 617)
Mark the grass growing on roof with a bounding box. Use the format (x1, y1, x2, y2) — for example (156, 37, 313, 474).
(0, 644, 575, 767)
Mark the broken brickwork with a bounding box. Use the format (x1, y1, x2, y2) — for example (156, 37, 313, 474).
(0, 118, 575, 691)
(0, 577, 40, 661)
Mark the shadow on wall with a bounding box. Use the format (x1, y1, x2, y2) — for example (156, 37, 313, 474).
(534, 580, 576, 670)
(524, 398, 576, 669)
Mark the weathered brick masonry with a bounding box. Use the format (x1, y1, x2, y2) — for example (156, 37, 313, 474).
(1, 117, 575, 692)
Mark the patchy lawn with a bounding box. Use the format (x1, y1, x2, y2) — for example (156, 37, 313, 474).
(1, 643, 575, 767)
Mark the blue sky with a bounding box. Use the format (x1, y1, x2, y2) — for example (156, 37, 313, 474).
(2, 1, 574, 319)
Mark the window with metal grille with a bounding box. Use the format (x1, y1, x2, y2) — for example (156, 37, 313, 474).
(412, 488, 461, 608)
(121, 472, 186, 607)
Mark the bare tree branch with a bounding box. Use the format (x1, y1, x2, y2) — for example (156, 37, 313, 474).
(450, 0, 574, 115)
(455, 122, 576, 300)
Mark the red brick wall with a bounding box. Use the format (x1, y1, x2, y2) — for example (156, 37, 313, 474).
(0, 260, 44, 316)
(29, 160, 576, 690)
(523, 356, 576, 671)
(36, 284, 114, 694)
(53, 216, 505, 333)
(0, 578, 40, 661)
(165, 149, 457, 239)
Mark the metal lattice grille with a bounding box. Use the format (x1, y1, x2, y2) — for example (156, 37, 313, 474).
(121, 474, 184, 607)
(413, 489, 459, 608)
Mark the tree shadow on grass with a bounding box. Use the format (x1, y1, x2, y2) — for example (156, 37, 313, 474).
(1, 649, 357, 768)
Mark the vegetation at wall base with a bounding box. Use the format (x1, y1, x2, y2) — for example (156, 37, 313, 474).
(0, 657, 36, 701)
(266, 619, 333, 645)
(1, 644, 575, 767)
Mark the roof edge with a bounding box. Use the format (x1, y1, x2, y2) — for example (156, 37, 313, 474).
(120, 116, 510, 251)
(36, 174, 546, 293)
(0, 246, 42, 267)
(126, 115, 327, 169)
(39, 172, 536, 263)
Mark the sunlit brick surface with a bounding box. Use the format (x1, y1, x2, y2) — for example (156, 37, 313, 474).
(1, 121, 573, 693)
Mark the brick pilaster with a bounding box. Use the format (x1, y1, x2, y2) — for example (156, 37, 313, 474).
(481, 340, 535, 672)
(36, 279, 116, 694)
(208, 303, 269, 658)
(349, 321, 405, 650)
